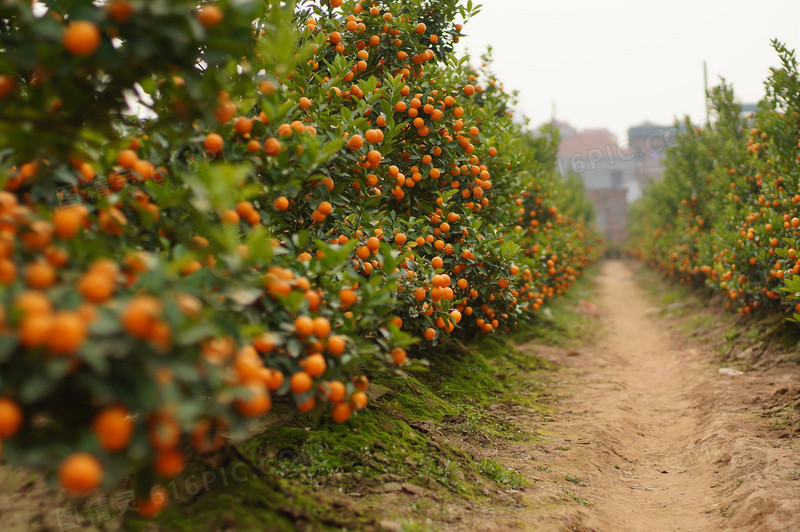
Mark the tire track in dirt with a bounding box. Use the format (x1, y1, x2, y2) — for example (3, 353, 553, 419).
(510, 260, 800, 531)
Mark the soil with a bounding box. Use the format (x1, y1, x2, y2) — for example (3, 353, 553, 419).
(467, 260, 800, 531)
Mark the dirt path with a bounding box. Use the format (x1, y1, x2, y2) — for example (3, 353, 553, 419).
(503, 260, 800, 531)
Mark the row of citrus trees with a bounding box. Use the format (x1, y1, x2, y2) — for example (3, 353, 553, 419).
(628, 41, 800, 319)
(0, 0, 601, 514)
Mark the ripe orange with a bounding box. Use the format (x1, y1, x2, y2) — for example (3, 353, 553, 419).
(366, 150, 382, 165)
(47, 312, 87, 354)
(137, 486, 168, 517)
(323, 380, 346, 403)
(53, 207, 85, 239)
(235, 384, 272, 417)
(63, 21, 101, 56)
(203, 133, 224, 154)
(273, 196, 289, 211)
(108, 1, 135, 24)
(59, 453, 103, 494)
(327, 334, 346, 355)
(391, 347, 407, 365)
(349, 391, 368, 411)
(122, 296, 162, 338)
(347, 134, 364, 150)
(197, 4, 224, 28)
(0, 258, 16, 284)
(290, 371, 313, 394)
(294, 315, 314, 336)
(154, 449, 186, 478)
(253, 332, 278, 353)
(424, 328, 436, 341)
(78, 272, 115, 303)
(339, 288, 357, 308)
(14, 291, 52, 317)
(0, 398, 22, 438)
(93, 406, 133, 451)
(302, 353, 327, 377)
(353, 375, 369, 391)
(18, 313, 53, 347)
(148, 414, 181, 451)
(25, 261, 56, 289)
(331, 402, 351, 423)
(116, 149, 138, 169)
(312, 316, 331, 338)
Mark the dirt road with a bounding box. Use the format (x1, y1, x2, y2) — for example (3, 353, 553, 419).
(504, 260, 800, 531)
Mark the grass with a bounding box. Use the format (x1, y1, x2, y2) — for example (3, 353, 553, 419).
(563, 488, 589, 506)
(565, 474, 585, 486)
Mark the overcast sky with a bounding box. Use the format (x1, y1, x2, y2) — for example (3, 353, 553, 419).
(455, 0, 800, 140)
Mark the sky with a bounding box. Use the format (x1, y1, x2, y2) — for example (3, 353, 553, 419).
(454, 0, 800, 141)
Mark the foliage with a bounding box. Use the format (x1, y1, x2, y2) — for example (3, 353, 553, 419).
(629, 41, 800, 321)
(0, 0, 599, 514)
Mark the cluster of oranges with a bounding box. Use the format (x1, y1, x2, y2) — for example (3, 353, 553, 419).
(0, 0, 601, 517)
(629, 58, 800, 318)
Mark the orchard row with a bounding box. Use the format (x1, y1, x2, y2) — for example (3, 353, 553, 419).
(0, 0, 600, 512)
(629, 42, 800, 320)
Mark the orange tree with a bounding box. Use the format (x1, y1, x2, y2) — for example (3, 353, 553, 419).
(629, 41, 800, 318)
(0, 0, 599, 513)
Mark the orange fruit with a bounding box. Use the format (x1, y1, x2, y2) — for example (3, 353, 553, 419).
(122, 296, 162, 338)
(233, 347, 262, 383)
(235, 383, 272, 417)
(290, 371, 313, 394)
(302, 353, 326, 377)
(14, 291, 52, 317)
(154, 450, 186, 477)
(273, 196, 289, 211)
(137, 486, 168, 517)
(391, 347, 407, 365)
(352, 375, 369, 391)
(349, 391, 368, 411)
(253, 332, 278, 353)
(108, 1, 135, 23)
(0, 398, 22, 438)
(424, 328, 436, 341)
(24, 261, 56, 289)
(59, 453, 103, 494)
(327, 334, 346, 355)
(339, 288, 357, 308)
(294, 316, 314, 336)
(93, 406, 133, 451)
(63, 21, 101, 56)
(148, 414, 181, 451)
(203, 133, 224, 153)
(18, 313, 54, 347)
(0, 258, 16, 284)
(78, 272, 115, 303)
(331, 402, 351, 423)
(347, 134, 364, 150)
(323, 380, 346, 403)
(53, 206, 85, 239)
(47, 312, 87, 354)
(312, 316, 331, 338)
(197, 4, 224, 28)
(116, 149, 138, 169)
